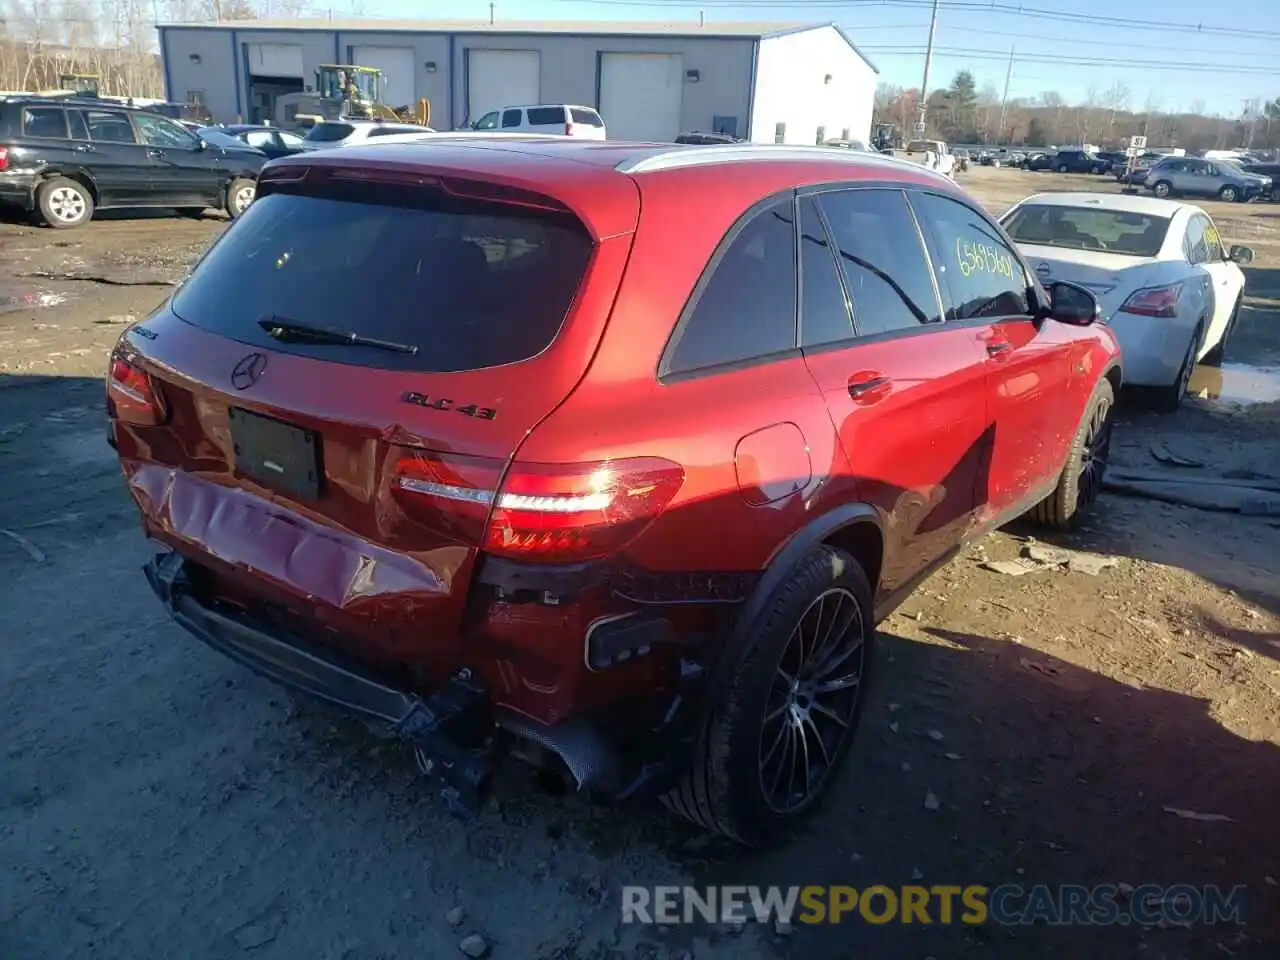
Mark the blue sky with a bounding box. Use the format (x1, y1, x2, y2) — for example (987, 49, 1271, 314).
(317, 0, 1277, 116)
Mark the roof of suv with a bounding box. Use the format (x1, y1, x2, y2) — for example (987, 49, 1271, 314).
(265, 138, 957, 239)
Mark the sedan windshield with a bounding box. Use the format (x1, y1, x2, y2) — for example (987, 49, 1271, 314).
(304, 122, 354, 142)
(197, 128, 251, 150)
(1002, 204, 1171, 257)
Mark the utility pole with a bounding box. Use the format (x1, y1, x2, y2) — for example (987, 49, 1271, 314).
(997, 45, 1014, 144)
(915, 0, 940, 136)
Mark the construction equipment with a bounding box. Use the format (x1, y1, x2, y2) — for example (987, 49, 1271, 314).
(274, 64, 430, 132)
(871, 122, 901, 153)
(59, 74, 100, 96)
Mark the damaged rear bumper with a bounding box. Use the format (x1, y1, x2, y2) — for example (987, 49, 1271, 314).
(144, 550, 705, 814)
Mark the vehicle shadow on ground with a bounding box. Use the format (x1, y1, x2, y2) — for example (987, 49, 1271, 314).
(0, 205, 224, 227)
(654, 625, 1280, 959)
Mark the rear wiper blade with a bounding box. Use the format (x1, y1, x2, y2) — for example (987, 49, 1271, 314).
(257, 316, 419, 355)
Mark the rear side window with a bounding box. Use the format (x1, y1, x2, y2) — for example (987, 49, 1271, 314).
(526, 107, 566, 126)
(798, 197, 854, 347)
(911, 192, 1029, 320)
(304, 122, 354, 142)
(665, 200, 797, 375)
(84, 109, 136, 143)
(501, 109, 522, 128)
(170, 185, 594, 373)
(570, 107, 603, 126)
(23, 107, 69, 139)
(816, 189, 942, 335)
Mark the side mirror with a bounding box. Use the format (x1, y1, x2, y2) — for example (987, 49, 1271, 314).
(1045, 280, 1100, 326)
(1229, 245, 1254, 265)
(193, 138, 207, 151)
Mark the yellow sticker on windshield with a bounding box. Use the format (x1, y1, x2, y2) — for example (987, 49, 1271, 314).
(1204, 223, 1222, 248)
(955, 237, 1017, 280)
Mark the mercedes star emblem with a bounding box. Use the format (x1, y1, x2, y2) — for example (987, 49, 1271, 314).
(230, 352, 267, 390)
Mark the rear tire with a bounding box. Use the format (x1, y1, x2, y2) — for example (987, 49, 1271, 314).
(663, 546, 873, 845)
(1029, 377, 1115, 530)
(1201, 300, 1240, 367)
(1152, 180, 1172, 198)
(1057, 164, 1069, 173)
(1219, 185, 1239, 203)
(36, 177, 94, 229)
(1156, 325, 1202, 412)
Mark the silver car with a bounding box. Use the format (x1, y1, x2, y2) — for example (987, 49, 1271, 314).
(1145, 156, 1271, 203)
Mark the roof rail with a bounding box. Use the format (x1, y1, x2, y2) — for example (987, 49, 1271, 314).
(616, 143, 951, 181)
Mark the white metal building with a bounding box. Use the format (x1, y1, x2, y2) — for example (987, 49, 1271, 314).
(157, 18, 879, 145)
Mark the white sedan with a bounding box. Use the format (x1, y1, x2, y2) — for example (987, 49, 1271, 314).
(1000, 192, 1254, 409)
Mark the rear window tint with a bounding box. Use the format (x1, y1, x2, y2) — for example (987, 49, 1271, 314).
(570, 108, 603, 126)
(304, 122, 354, 142)
(23, 107, 68, 139)
(526, 107, 566, 126)
(170, 185, 593, 373)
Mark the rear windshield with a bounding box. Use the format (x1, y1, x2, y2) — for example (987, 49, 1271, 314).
(1002, 204, 1171, 258)
(169, 184, 593, 372)
(304, 122, 354, 142)
(569, 107, 604, 126)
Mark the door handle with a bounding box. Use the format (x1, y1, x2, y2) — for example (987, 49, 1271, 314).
(986, 341, 1013, 357)
(74, 144, 94, 152)
(847, 373, 891, 404)
(147, 148, 164, 158)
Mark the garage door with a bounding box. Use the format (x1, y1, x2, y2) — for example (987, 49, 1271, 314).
(352, 46, 416, 109)
(599, 53, 683, 142)
(467, 49, 540, 123)
(246, 43, 304, 78)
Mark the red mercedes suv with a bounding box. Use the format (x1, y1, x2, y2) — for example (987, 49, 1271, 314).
(108, 138, 1121, 843)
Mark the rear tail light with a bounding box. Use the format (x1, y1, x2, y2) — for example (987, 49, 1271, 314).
(0, 146, 9, 172)
(107, 350, 166, 425)
(392, 451, 684, 562)
(1118, 282, 1183, 318)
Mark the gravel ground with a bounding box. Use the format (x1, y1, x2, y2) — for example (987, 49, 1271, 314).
(2, 171, 1278, 960)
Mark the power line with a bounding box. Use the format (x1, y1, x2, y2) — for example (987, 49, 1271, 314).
(856, 45, 1280, 75)
(552, 0, 1280, 40)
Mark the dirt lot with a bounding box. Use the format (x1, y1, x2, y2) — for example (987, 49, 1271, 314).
(2, 169, 1278, 960)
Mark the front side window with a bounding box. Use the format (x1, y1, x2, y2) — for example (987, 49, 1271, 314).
(134, 112, 199, 149)
(472, 111, 499, 130)
(83, 109, 136, 144)
(22, 107, 69, 139)
(817, 188, 942, 335)
(665, 200, 797, 375)
(912, 192, 1030, 321)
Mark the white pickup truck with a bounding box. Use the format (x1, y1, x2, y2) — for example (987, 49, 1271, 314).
(892, 139, 958, 179)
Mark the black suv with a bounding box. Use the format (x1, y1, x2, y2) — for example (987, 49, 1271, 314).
(1052, 149, 1106, 174)
(0, 96, 265, 228)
